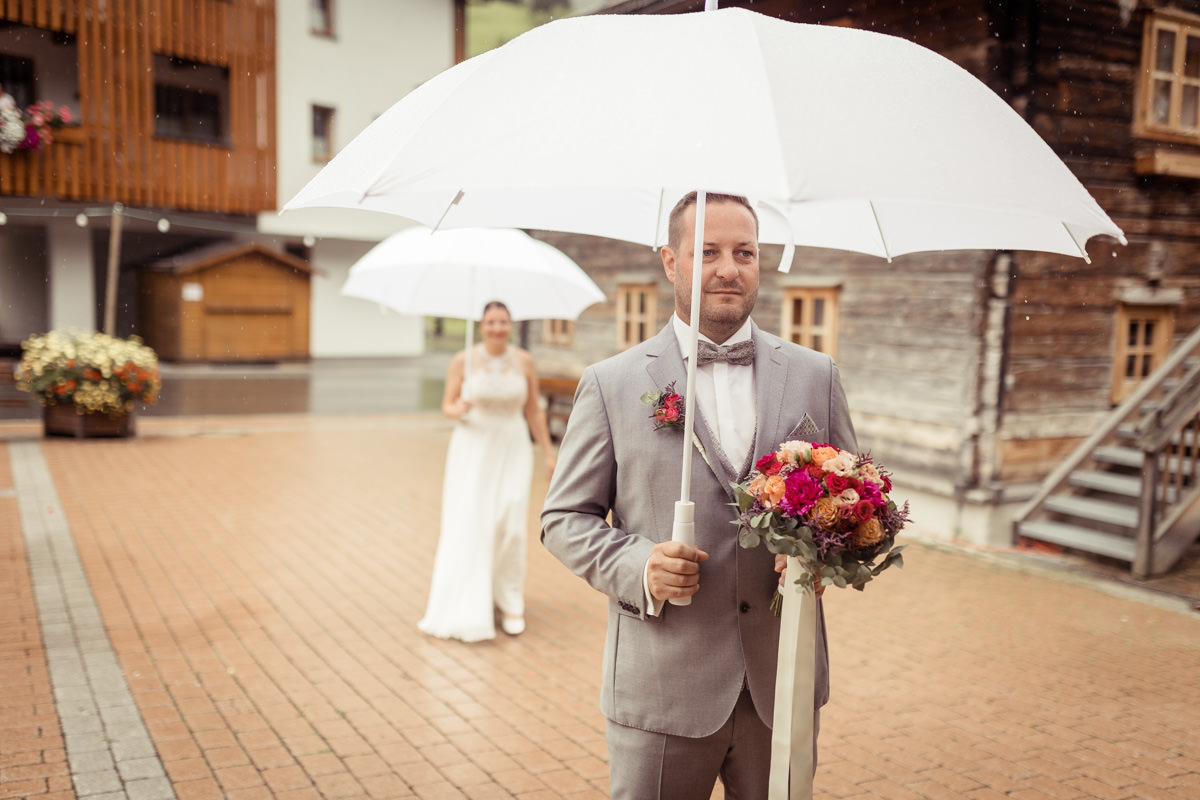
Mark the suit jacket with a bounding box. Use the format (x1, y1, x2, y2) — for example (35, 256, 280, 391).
(540, 320, 857, 738)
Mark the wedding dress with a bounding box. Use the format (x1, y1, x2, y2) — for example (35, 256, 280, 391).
(418, 348, 532, 642)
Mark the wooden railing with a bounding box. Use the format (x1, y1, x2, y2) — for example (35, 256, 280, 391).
(1131, 353, 1200, 576)
(1013, 323, 1200, 577)
(0, 127, 86, 200)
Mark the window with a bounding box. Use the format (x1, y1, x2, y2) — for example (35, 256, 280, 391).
(543, 318, 574, 347)
(312, 105, 335, 161)
(1137, 11, 1200, 142)
(311, 0, 334, 36)
(153, 55, 229, 143)
(782, 286, 839, 356)
(1112, 304, 1175, 404)
(0, 54, 34, 110)
(617, 283, 656, 350)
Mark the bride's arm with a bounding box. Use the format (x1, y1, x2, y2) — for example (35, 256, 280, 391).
(442, 351, 470, 420)
(520, 351, 556, 479)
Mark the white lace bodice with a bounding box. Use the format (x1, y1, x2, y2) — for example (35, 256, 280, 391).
(464, 348, 527, 419)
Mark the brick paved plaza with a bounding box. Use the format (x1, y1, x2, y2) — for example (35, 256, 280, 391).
(1, 411, 1197, 799)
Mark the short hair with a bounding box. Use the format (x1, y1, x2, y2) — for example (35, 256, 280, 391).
(667, 191, 759, 251)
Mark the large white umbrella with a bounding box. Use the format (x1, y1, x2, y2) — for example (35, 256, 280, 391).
(283, 8, 1124, 264)
(285, 1, 1125, 532)
(285, 10, 1126, 795)
(341, 226, 604, 323)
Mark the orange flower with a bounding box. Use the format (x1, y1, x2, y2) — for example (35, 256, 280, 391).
(748, 474, 787, 508)
(809, 497, 839, 528)
(810, 446, 839, 468)
(853, 518, 885, 547)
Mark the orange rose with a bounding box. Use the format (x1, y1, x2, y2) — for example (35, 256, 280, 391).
(809, 497, 839, 528)
(810, 446, 839, 468)
(853, 518, 885, 547)
(750, 474, 787, 508)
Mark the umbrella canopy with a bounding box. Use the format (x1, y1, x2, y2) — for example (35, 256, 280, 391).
(284, 7, 1125, 262)
(340, 226, 604, 322)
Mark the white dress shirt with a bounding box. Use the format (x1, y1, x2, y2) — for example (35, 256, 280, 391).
(644, 315, 758, 615)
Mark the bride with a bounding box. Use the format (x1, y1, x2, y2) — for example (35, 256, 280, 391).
(418, 301, 557, 642)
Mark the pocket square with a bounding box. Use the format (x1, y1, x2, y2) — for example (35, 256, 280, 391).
(786, 413, 822, 442)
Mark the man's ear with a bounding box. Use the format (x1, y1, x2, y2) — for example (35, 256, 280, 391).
(661, 245, 677, 284)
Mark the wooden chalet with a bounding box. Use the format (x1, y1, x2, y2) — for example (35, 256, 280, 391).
(525, 0, 1200, 578)
(0, 0, 276, 211)
(0, 0, 277, 351)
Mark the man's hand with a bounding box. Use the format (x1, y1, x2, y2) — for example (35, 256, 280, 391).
(647, 540, 710, 601)
(774, 554, 826, 598)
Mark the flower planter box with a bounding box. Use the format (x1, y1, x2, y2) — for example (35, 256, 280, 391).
(43, 404, 136, 439)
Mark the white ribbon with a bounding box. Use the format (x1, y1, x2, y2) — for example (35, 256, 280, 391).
(768, 556, 816, 800)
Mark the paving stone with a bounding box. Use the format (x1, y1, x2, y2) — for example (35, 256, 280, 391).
(4, 410, 1198, 800)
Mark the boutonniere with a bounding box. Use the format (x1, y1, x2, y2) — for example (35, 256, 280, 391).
(641, 381, 685, 431)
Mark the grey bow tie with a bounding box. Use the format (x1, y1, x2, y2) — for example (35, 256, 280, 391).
(695, 339, 755, 367)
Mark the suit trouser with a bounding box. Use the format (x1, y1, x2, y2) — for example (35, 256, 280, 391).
(605, 687, 820, 800)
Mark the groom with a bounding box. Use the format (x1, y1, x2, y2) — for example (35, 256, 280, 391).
(541, 192, 857, 798)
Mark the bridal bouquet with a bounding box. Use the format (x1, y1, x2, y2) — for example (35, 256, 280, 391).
(733, 440, 908, 606)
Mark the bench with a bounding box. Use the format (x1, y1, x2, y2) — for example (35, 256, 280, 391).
(539, 374, 579, 441)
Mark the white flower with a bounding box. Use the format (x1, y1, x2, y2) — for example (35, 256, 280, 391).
(1, 107, 25, 153)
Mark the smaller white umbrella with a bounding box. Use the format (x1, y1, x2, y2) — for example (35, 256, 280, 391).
(341, 226, 604, 324)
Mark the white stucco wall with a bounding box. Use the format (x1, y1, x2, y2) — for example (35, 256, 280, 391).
(0, 225, 50, 339)
(262, 0, 456, 357)
(46, 220, 94, 332)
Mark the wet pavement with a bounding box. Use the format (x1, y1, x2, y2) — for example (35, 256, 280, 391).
(1, 356, 454, 421)
(1, 357, 1198, 800)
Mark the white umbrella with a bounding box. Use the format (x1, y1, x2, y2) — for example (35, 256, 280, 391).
(285, 12, 1127, 793)
(283, 8, 1124, 264)
(341, 226, 604, 385)
(286, 1, 1126, 531)
(341, 226, 604, 323)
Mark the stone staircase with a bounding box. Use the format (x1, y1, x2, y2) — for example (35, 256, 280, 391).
(1013, 325, 1200, 579)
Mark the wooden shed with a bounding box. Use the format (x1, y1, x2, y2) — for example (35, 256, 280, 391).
(139, 242, 313, 363)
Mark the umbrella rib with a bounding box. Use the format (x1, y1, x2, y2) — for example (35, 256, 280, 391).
(1063, 221, 1092, 263)
(869, 201, 893, 263)
(432, 189, 467, 233)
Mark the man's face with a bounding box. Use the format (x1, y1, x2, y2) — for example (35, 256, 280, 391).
(661, 200, 760, 344)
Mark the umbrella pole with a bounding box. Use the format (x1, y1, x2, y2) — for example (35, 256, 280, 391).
(462, 317, 474, 401)
(669, 190, 707, 607)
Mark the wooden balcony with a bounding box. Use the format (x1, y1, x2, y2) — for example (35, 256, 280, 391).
(1, 0, 277, 214)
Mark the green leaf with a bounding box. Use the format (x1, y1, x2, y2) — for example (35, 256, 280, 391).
(640, 390, 659, 405)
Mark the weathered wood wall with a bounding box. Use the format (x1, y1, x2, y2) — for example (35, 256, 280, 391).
(0, 0, 276, 213)
(584, 0, 1200, 499)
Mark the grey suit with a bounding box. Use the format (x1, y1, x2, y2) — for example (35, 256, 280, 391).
(542, 320, 857, 774)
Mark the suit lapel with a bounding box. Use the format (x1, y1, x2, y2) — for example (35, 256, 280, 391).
(643, 324, 730, 494)
(750, 323, 789, 473)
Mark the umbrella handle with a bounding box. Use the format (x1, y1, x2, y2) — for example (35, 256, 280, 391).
(668, 500, 695, 607)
